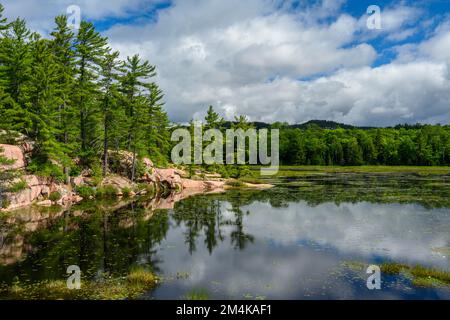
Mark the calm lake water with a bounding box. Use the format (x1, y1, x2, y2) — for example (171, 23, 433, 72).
(1, 174, 450, 299)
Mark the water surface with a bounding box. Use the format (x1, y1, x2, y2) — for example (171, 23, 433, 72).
(1, 174, 449, 299)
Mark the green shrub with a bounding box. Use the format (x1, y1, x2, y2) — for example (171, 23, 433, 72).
(69, 166, 81, 177)
(0, 149, 14, 165)
(225, 180, 245, 188)
(1, 197, 11, 209)
(137, 183, 155, 196)
(135, 160, 147, 179)
(28, 160, 65, 183)
(75, 186, 95, 199)
(8, 179, 27, 192)
(122, 187, 132, 198)
(49, 191, 62, 202)
(97, 185, 118, 199)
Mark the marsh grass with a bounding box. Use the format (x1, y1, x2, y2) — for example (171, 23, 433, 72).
(410, 265, 450, 286)
(127, 267, 157, 287)
(380, 263, 409, 275)
(183, 289, 210, 300)
(343, 261, 450, 288)
(0, 269, 158, 300)
(252, 165, 450, 177)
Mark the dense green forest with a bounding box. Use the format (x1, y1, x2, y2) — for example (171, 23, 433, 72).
(0, 5, 171, 182)
(1, 5, 449, 185)
(275, 123, 450, 166)
(187, 106, 450, 171)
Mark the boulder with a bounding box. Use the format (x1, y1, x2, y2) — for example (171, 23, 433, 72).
(155, 169, 182, 189)
(102, 175, 133, 191)
(0, 144, 26, 171)
(2, 175, 82, 211)
(181, 179, 206, 190)
(71, 176, 85, 187)
(142, 157, 154, 169)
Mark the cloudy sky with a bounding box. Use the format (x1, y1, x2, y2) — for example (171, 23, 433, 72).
(2, 0, 450, 126)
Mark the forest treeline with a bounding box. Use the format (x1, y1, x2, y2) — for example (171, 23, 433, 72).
(1, 4, 449, 185)
(276, 123, 450, 166)
(200, 106, 450, 167)
(0, 5, 171, 182)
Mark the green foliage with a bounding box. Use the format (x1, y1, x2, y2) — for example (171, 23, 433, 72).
(48, 191, 62, 202)
(380, 263, 409, 275)
(96, 185, 118, 199)
(410, 265, 450, 285)
(121, 187, 132, 198)
(278, 125, 450, 166)
(1, 269, 157, 300)
(75, 185, 95, 199)
(27, 159, 65, 183)
(0, 8, 171, 180)
(225, 180, 246, 188)
(1, 197, 10, 209)
(68, 165, 81, 177)
(183, 289, 210, 300)
(8, 179, 27, 192)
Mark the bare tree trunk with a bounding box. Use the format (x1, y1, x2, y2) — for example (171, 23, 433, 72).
(103, 117, 108, 177)
(131, 143, 137, 183)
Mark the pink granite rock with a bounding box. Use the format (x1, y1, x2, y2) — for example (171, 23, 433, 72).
(0, 144, 26, 171)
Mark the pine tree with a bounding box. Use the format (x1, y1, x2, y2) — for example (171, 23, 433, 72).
(0, 4, 9, 31)
(0, 18, 32, 133)
(146, 83, 170, 165)
(0, 18, 32, 104)
(25, 34, 63, 161)
(120, 55, 157, 181)
(98, 50, 122, 176)
(205, 105, 224, 130)
(51, 15, 76, 150)
(73, 21, 108, 165)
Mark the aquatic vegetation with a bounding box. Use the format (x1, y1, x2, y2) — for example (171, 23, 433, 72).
(1, 174, 450, 300)
(183, 289, 210, 300)
(176, 272, 190, 280)
(380, 263, 409, 275)
(0, 269, 158, 300)
(410, 266, 450, 287)
(253, 165, 450, 177)
(127, 267, 157, 287)
(341, 261, 366, 271)
(432, 247, 450, 256)
(342, 261, 450, 289)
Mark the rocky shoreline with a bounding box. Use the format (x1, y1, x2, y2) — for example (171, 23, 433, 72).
(0, 141, 272, 212)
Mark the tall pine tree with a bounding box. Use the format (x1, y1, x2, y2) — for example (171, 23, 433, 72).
(73, 21, 108, 165)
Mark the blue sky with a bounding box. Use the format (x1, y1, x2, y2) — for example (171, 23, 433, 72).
(2, 0, 450, 126)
